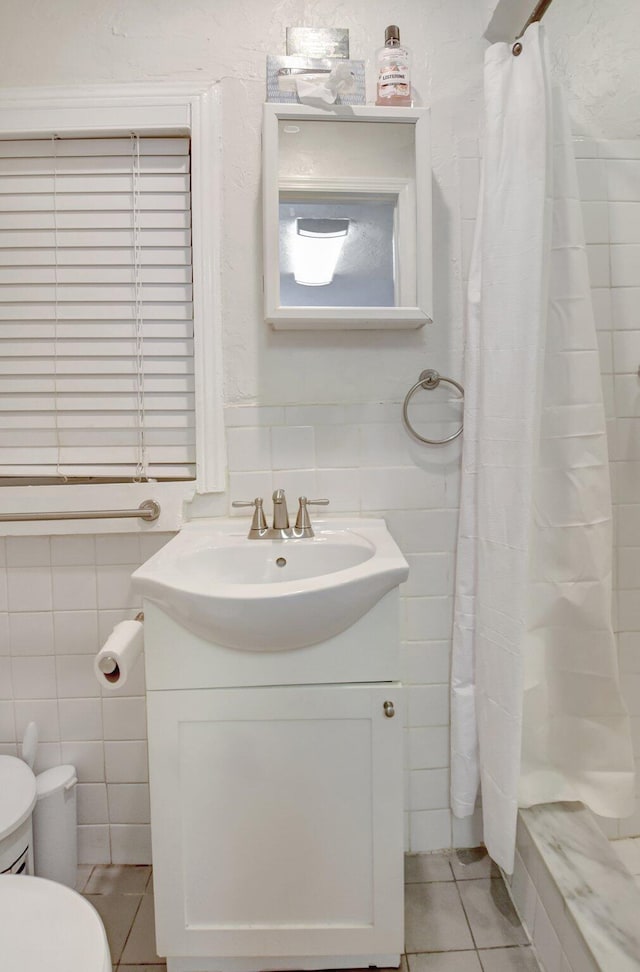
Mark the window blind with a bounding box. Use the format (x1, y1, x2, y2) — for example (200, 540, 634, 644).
(0, 135, 195, 481)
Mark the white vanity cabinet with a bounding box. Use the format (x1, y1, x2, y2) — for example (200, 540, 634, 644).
(134, 518, 408, 972)
(147, 681, 403, 969)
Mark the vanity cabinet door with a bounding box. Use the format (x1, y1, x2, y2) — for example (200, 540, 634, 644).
(147, 683, 403, 961)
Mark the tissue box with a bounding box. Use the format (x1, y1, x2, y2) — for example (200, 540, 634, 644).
(285, 27, 349, 59)
(266, 55, 365, 105)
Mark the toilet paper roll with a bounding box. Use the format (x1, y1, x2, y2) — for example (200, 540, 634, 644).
(94, 619, 144, 692)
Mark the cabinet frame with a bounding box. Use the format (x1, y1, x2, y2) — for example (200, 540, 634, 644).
(263, 103, 432, 330)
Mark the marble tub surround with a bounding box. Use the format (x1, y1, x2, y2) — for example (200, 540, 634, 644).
(509, 803, 640, 972)
(611, 837, 640, 883)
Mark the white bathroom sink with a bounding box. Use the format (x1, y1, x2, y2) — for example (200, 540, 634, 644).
(132, 517, 408, 651)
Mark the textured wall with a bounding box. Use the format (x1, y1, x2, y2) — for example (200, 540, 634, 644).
(546, 0, 640, 139)
(0, 0, 487, 408)
(483, 0, 640, 138)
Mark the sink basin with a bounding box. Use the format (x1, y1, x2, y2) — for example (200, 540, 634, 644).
(132, 517, 408, 651)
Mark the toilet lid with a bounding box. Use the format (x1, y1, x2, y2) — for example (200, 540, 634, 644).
(0, 756, 37, 840)
(0, 875, 111, 972)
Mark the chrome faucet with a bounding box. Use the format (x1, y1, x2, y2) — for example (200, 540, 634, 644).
(232, 490, 329, 539)
(272, 488, 290, 531)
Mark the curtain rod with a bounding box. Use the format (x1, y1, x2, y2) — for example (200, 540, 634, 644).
(516, 0, 555, 39)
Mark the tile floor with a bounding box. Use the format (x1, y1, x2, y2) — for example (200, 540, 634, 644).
(76, 863, 161, 971)
(77, 849, 541, 972)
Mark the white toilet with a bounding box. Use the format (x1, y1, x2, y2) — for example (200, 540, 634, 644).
(0, 874, 111, 971)
(0, 754, 111, 971)
(0, 754, 37, 875)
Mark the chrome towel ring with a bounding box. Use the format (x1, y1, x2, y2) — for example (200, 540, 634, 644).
(402, 369, 464, 445)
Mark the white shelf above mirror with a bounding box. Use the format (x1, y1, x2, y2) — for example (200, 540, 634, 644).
(262, 104, 432, 330)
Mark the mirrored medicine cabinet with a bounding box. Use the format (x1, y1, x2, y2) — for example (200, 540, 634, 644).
(262, 103, 432, 330)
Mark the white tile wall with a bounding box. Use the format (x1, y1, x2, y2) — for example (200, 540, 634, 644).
(224, 399, 463, 852)
(574, 139, 640, 839)
(0, 409, 467, 857)
(458, 136, 640, 842)
(0, 532, 175, 863)
(476, 134, 640, 847)
(1, 389, 464, 861)
(578, 140, 640, 837)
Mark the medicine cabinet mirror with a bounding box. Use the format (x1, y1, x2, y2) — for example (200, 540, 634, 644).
(263, 104, 431, 330)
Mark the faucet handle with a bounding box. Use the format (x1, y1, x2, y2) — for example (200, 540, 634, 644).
(231, 497, 267, 535)
(231, 496, 263, 509)
(294, 497, 329, 533)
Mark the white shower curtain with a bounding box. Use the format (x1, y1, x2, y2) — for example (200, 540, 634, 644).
(451, 23, 635, 873)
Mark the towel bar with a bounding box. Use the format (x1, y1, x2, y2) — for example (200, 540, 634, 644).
(0, 499, 161, 523)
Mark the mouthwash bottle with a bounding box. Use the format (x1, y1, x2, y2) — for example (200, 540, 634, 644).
(375, 25, 412, 106)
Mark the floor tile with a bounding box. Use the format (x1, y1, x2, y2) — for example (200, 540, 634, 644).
(85, 864, 151, 895)
(118, 966, 167, 971)
(457, 880, 528, 950)
(450, 848, 500, 882)
(408, 951, 483, 971)
(405, 882, 474, 953)
(84, 863, 535, 972)
(119, 891, 164, 964)
(406, 852, 454, 883)
(75, 864, 93, 892)
(84, 893, 141, 964)
(478, 946, 541, 971)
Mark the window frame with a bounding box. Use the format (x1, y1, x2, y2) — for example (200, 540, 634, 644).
(0, 82, 225, 534)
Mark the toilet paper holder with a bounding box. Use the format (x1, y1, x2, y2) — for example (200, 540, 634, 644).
(97, 611, 143, 680)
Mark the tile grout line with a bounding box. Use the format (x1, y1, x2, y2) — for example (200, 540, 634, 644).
(79, 864, 94, 894)
(451, 872, 481, 954)
(114, 892, 145, 967)
(450, 861, 488, 969)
